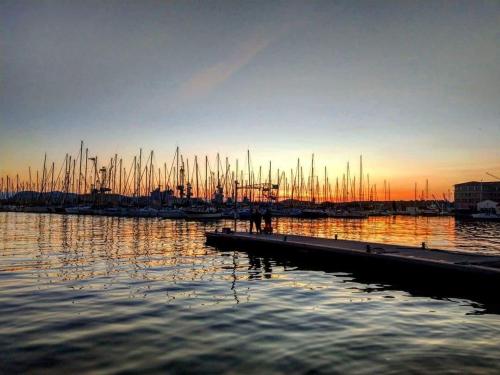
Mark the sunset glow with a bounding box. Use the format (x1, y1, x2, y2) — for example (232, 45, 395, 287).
(1, 1, 499, 200)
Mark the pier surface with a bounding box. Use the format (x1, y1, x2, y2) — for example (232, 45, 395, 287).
(206, 231, 500, 287)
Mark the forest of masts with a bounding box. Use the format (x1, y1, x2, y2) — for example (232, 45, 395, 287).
(0, 141, 438, 204)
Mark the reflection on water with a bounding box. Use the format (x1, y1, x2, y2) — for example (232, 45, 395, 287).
(1, 212, 500, 373)
(273, 216, 500, 254)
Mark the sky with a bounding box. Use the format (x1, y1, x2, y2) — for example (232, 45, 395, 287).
(1, 0, 499, 199)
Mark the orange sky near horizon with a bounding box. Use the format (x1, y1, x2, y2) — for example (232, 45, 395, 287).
(1, 1, 499, 200)
(1, 142, 498, 201)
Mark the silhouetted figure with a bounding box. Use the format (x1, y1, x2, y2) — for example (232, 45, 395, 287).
(255, 209, 262, 233)
(249, 208, 255, 233)
(263, 209, 272, 234)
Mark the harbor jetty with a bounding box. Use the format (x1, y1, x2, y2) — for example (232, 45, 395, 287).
(206, 230, 500, 291)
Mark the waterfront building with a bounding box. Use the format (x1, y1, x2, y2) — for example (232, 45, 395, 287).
(454, 181, 500, 210)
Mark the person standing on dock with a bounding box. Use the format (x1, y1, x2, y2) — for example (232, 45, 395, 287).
(250, 208, 256, 233)
(263, 209, 272, 234)
(255, 208, 262, 233)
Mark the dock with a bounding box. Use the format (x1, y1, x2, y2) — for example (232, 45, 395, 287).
(206, 231, 500, 291)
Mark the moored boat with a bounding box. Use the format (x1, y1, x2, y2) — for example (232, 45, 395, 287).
(158, 208, 186, 219)
(65, 206, 93, 215)
(126, 207, 158, 218)
(326, 209, 368, 219)
(471, 212, 500, 221)
(271, 208, 302, 218)
(183, 207, 223, 220)
(300, 208, 328, 218)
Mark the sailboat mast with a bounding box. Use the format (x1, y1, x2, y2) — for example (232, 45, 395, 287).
(258, 166, 262, 202)
(346, 161, 350, 202)
(359, 155, 363, 202)
(119, 158, 122, 195)
(217, 153, 220, 187)
(132, 157, 136, 197)
(78, 140, 83, 195)
(41, 153, 47, 194)
(195, 156, 199, 198)
(175, 146, 179, 196)
(310, 154, 314, 202)
(324, 166, 327, 203)
(205, 155, 208, 201)
(247, 150, 251, 201)
(72, 158, 76, 193)
(84, 148, 88, 194)
(426, 179, 429, 201)
(138, 149, 142, 196)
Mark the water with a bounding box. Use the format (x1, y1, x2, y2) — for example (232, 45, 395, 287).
(1, 212, 500, 374)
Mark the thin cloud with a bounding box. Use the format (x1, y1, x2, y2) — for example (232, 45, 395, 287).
(176, 33, 274, 103)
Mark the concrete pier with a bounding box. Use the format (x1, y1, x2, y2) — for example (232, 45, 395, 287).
(206, 231, 500, 288)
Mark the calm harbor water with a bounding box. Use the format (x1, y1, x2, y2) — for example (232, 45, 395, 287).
(1, 212, 500, 374)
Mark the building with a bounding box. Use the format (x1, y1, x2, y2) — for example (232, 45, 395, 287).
(454, 181, 500, 211)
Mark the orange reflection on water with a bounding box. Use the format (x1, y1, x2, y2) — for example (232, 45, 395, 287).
(272, 216, 458, 250)
(1, 213, 499, 289)
(0, 213, 224, 285)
